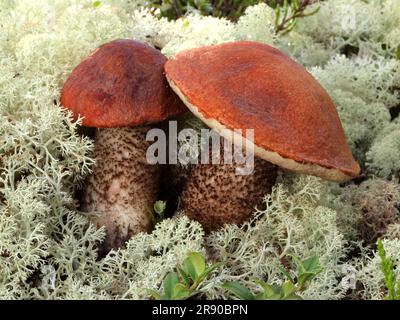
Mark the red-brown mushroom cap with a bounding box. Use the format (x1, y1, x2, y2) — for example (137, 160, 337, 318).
(165, 41, 360, 182)
(61, 39, 186, 128)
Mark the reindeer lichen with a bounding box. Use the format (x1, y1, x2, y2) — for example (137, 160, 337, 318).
(1, 0, 400, 300)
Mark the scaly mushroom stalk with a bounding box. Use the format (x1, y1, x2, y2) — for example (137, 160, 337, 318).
(82, 126, 159, 251)
(181, 155, 277, 232)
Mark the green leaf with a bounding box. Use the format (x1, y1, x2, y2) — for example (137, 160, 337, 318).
(253, 279, 280, 299)
(197, 261, 223, 281)
(183, 252, 206, 281)
(304, 5, 320, 17)
(281, 281, 295, 298)
(283, 292, 303, 300)
(92, 0, 101, 8)
(256, 291, 281, 300)
(268, 0, 277, 9)
(191, 261, 223, 290)
(288, 255, 323, 289)
(292, 0, 300, 11)
(275, 5, 281, 28)
(297, 272, 316, 289)
(281, 19, 297, 36)
(222, 282, 255, 300)
(283, 0, 289, 18)
(177, 267, 191, 287)
(301, 256, 322, 273)
(279, 266, 295, 283)
(164, 272, 180, 300)
(182, 258, 198, 282)
(173, 283, 191, 300)
(289, 254, 305, 272)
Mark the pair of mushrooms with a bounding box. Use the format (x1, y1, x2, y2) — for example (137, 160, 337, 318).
(61, 39, 360, 251)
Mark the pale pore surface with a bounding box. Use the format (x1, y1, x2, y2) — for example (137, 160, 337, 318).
(82, 126, 160, 252)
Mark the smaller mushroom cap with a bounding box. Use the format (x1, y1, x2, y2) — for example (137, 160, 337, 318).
(165, 41, 360, 182)
(61, 39, 186, 128)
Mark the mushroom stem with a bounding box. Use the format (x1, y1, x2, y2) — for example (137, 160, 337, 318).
(82, 126, 159, 252)
(180, 149, 278, 232)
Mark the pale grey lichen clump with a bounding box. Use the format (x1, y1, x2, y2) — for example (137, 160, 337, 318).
(0, 0, 400, 299)
(367, 120, 400, 177)
(310, 55, 399, 163)
(203, 175, 349, 300)
(28, 215, 204, 299)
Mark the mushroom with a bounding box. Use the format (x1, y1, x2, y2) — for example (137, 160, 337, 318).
(164, 41, 360, 232)
(61, 39, 185, 251)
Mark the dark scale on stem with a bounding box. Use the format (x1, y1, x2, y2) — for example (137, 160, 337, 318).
(181, 143, 278, 232)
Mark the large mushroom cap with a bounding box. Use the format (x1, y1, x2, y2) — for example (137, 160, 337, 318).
(61, 39, 186, 127)
(165, 41, 360, 182)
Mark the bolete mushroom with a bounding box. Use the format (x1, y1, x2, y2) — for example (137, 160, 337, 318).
(164, 41, 360, 232)
(61, 39, 185, 251)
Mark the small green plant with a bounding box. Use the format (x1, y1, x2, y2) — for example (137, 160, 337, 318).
(377, 238, 400, 300)
(147, 252, 223, 300)
(149, 200, 167, 224)
(148, 0, 261, 21)
(269, 0, 320, 35)
(92, 0, 102, 8)
(223, 255, 323, 300)
(154, 200, 167, 219)
(149, 0, 214, 20)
